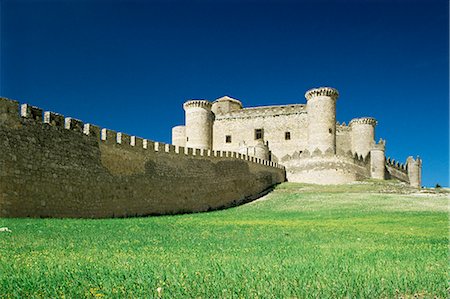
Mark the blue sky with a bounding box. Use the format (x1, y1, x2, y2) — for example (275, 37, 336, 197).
(1, 0, 448, 186)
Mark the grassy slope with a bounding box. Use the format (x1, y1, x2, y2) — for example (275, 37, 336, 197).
(0, 182, 448, 298)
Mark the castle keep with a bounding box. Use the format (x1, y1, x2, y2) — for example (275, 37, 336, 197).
(173, 87, 422, 186)
(0, 86, 421, 218)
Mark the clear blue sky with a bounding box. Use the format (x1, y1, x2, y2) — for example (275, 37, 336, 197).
(1, 0, 448, 187)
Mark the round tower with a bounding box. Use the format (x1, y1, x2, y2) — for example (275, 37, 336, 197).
(238, 140, 270, 161)
(370, 139, 386, 180)
(183, 100, 213, 150)
(171, 125, 186, 147)
(253, 140, 270, 161)
(305, 87, 339, 153)
(350, 117, 377, 158)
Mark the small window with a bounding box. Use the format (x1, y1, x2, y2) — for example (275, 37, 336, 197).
(285, 132, 291, 140)
(329, 128, 332, 134)
(225, 135, 232, 143)
(255, 129, 263, 140)
(186, 137, 189, 141)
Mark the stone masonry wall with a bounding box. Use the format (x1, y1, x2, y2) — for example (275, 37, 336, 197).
(0, 98, 285, 218)
(211, 105, 353, 164)
(336, 123, 352, 154)
(281, 149, 370, 184)
(385, 158, 409, 183)
(212, 105, 308, 162)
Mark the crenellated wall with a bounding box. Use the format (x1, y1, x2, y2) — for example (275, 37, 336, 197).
(0, 98, 285, 218)
(385, 157, 409, 183)
(280, 148, 370, 184)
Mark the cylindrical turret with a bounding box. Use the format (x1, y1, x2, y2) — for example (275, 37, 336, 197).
(350, 117, 377, 158)
(172, 125, 186, 147)
(370, 139, 386, 180)
(305, 87, 339, 153)
(407, 156, 422, 188)
(183, 100, 213, 150)
(253, 140, 270, 160)
(238, 140, 270, 161)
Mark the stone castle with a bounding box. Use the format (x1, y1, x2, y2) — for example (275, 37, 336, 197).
(172, 87, 421, 186)
(0, 86, 421, 218)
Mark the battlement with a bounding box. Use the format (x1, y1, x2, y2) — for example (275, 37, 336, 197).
(280, 147, 368, 166)
(0, 97, 283, 170)
(304, 87, 339, 101)
(406, 156, 422, 166)
(349, 117, 378, 127)
(336, 121, 350, 131)
(372, 138, 386, 151)
(44, 111, 65, 127)
(183, 99, 212, 110)
(280, 148, 370, 184)
(386, 157, 407, 172)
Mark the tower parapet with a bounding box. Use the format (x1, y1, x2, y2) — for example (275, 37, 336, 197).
(350, 117, 377, 158)
(370, 138, 386, 180)
(305, 87, 339, 153)
(305, 87, 339, 100)
(183, 100, 213, 110)
(183, 99, 213, 150)
(349, 117, 377, 126)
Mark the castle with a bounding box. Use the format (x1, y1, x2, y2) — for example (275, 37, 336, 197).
(0, 86, 421, 219)
(172, 87, 421, 186)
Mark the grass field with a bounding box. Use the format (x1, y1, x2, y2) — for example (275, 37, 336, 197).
(0, 181, 448, 298)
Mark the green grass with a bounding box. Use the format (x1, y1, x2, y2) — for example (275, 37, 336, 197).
(0, 182, 448, 298)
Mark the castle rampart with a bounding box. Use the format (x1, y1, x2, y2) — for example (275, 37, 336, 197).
(281, 147, 370, 184)
(0, 85, 422, 219)
(0, 97, 285, 218)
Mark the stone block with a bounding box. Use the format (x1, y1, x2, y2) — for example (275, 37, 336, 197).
(21, 104, 43, 121)
(64, 117, 83, 133)
(44, 112, 65, 127)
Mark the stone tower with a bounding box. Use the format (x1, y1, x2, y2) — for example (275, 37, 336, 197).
(239, 140, 270, 161)
(350, 117, 377, 158)
(407, 156, 422, 188)
(183, 100, 213, 150)
(171, 125, 186, 147)
(305, 87, 339, 153)
(370, 139, 386, 180)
